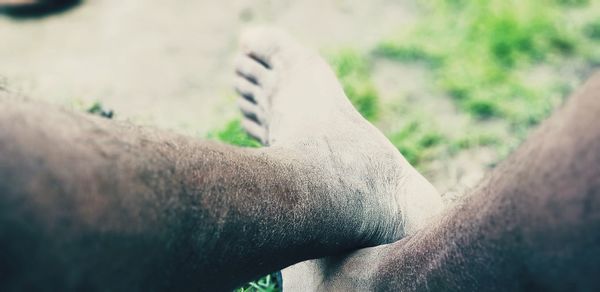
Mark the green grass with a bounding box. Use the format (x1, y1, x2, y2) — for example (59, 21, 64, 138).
(388, 122, 443, 167)
(327, 49, 380, 121)
(370, 0, 600, 168)
(233, 273, 279, 292)
(86, 101, 114, 119)
(208, 119, 261, 148)
(375, 0, 598, 126)
(584, 20, 600, 41)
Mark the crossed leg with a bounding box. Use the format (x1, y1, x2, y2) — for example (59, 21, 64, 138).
(232, 27, 444, 288)
(294, 74, 600, 291)
(0, 26, 598, 291)
(234, 29, 600, 291)
(0, 26, 441, 289)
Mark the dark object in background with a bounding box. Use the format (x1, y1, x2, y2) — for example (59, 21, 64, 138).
(0, 0, 82, 18)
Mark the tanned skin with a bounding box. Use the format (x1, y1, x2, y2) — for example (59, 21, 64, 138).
(231, 28, 600, 291)
(0, 93, 399, 290)
(377, 72, 600, 291)
(0, 26, 599, 291)
(1, 26, 441, 291)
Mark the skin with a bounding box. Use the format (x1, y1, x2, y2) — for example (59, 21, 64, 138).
(234, 29, 600, 290)
(373, 74, 600, 291)
(0, 26, 599, 291)
(0, 92, 410, 291)
(233, 27, 443, 237)
(232, 27, 443, 288)
(0, 27, 441, 290)
(281, 72, 600, 291)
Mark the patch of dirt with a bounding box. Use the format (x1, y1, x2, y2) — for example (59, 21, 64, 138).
(0, 0, 417, 136)
(371, 58, 506, 193)
(0, 0, 518, 196)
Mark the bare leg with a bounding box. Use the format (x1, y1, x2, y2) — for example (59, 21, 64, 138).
(0, 90, 413, 290)
(290, 73, 600, 291)
(0, 26, 446, 290)
(233, 26, 443, 243)
(0, 54, 439, 291)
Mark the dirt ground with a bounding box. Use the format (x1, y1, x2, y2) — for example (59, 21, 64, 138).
(1, 0, 507, 194)
(0, 0, 417, 135)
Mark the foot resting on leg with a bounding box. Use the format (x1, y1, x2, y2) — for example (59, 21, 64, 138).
(234, 27, 444, 289)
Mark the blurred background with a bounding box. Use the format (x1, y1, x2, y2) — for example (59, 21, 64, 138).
(2, 0, 600, 290)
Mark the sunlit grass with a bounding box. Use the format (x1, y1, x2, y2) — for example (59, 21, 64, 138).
(375, 0, 598, 126)
(208, 119, 261, 148)
(327, 49, 380, 121)
(233, 273, 279, 292)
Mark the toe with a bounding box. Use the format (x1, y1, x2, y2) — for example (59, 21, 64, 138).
(234, 76, 263, 103)
(241, 118, 267, 145)
(237, 97, 264, 124)
(240, 26, 295, 69)
(235, 54, 271, 86)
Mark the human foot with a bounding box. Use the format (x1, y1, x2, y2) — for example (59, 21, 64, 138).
(235, 26, 442, 239)
(234, 26, 443, 288)
(234, 28, 361, 147)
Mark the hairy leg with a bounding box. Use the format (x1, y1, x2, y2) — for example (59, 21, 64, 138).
(0, 91, 410, 290)
(300, 73, 600, 291)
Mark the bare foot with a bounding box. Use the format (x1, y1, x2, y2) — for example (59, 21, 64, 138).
(234, 27, 443, 289)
